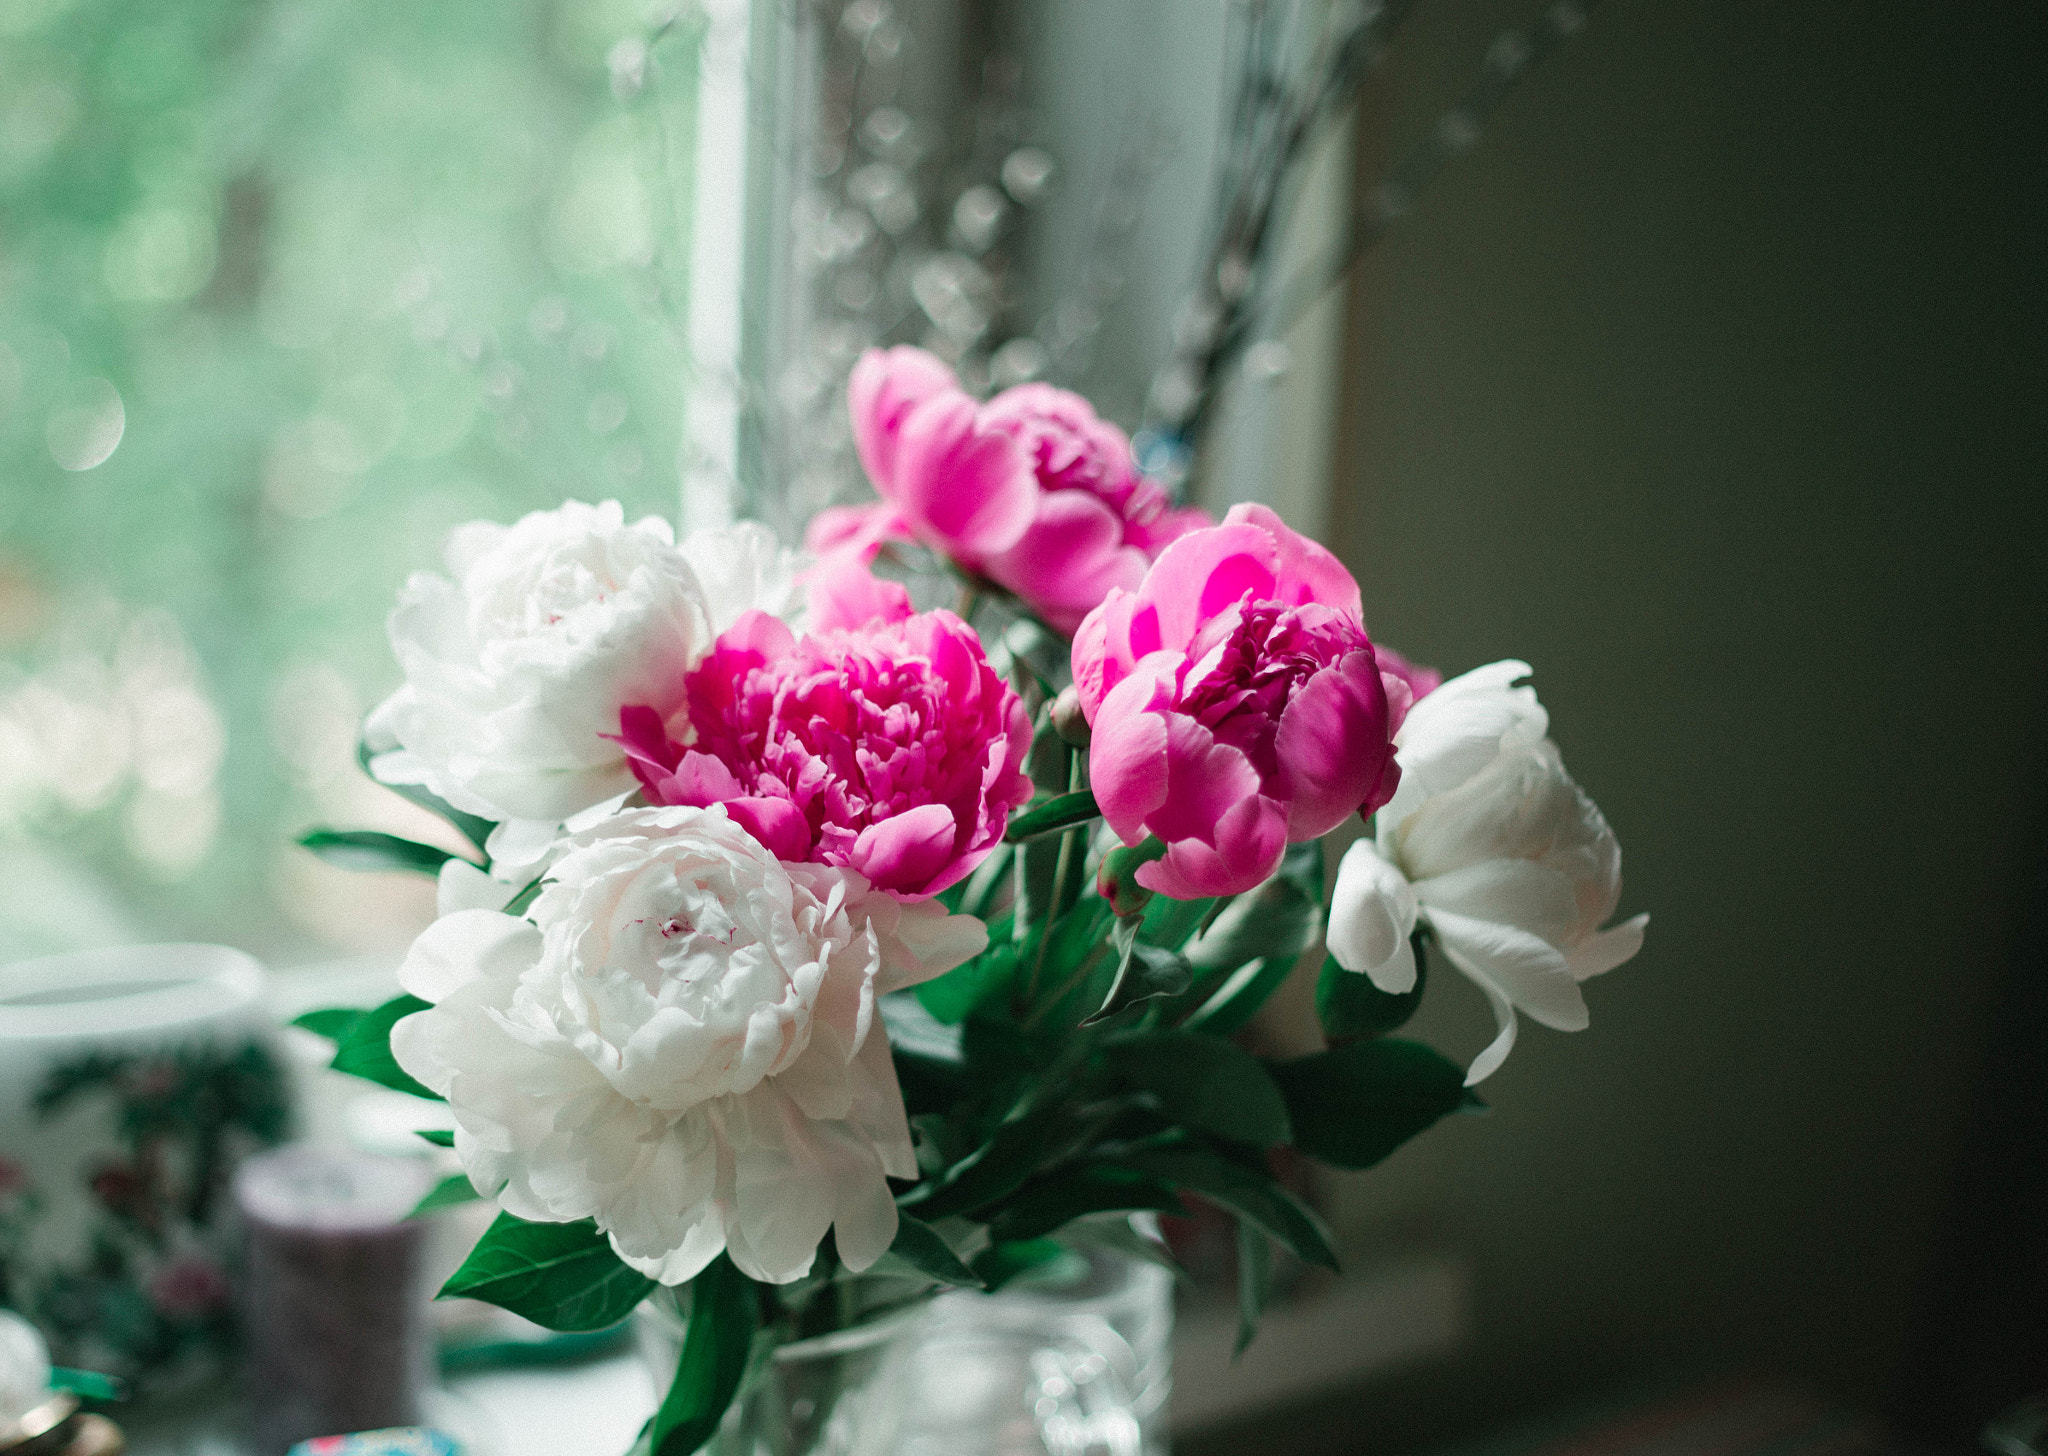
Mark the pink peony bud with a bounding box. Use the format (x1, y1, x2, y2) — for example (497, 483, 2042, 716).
(1070, 504, 1402, 900)
(618, 606, 1032, 900)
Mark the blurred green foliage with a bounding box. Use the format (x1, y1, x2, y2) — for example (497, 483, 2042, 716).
(0, 0, 703, 960)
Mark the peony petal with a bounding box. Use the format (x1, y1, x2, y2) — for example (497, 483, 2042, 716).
(1427, 907, 1587, 1033)
(725, 796, 815, 862)
(1413, 858, 1583, 950)
(1221, 502, 1363, 620)
(803, 501, 905, 559)
(1566, 912, 1648, 982)
(1136, 792, 1288, 899)
(1145, 715, 1266, 848)
(1136, 521, 1279, 652)
(1274, 650, 1398, 838)
(982, 490, 1150, 635)
(1071, 588, 1162, 722)
(1462, 974, 1521, 1087)
(1327, 840, 1420, 990)
(398, 909, 542, 1003)
(436, 859, 516, 918)
(1381, 660, 1546, 830)
(851, 803, 960, 896)
(1086, 669, 1177, 843)
(848, 345, 958, 491)
(892, 392, 1038, 559)
(803, 550, 915, 632)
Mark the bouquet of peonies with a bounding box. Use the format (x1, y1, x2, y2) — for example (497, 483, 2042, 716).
(298, 347, 1645, 1455)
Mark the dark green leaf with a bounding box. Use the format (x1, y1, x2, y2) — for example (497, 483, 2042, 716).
(1138, 887, 1218, 951)
(503, 875, 546, 916)
(915, 940, 1018, 1024)
(1122, 1146, 1339, 1271)
(1082, 917, 1191, 1026)
(290, 1007, 366, 1042)
(1004, 790, 1101, 842)
(1185, 873, 1320, 977)
(411, 1174, 479, 1218)
(988, 1165, 1187, 1243)
(1180, 955, 1301, 1038)
(1013, 708, 1072, 934)
(971, 1239, 1067, 1293)
(1268, 1038, 1478, 1171)
(297, 828, 464, 876)
(329, 995, 441, 1101)
(357, 736, 496, 852)
(1235, 1219, 1272, 1357)
(650, 1255, 757, 1456)
(415, 1128, 456, 1148)
(904, 1105, 1067, 1220)
(1108, 1034, 1291, 1146)
(878, 1213, 983, 1289)
(440, 1211, 657, 1332)
(1316, 936, 1429, 1042)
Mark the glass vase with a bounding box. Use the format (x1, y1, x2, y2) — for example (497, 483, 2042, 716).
(634, 1245, 1172, 1456)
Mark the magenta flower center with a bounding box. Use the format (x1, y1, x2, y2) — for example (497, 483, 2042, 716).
(691, 640, 988, 861)
(1177, 600, 1369, 781)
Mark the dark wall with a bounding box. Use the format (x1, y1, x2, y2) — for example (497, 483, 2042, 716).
(1321, 0, 2047, 1430)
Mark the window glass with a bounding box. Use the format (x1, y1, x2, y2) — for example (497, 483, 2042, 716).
(0, 0, 699, 963)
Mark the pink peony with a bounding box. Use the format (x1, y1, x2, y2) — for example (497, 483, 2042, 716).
(1072, 504, 1404, 899)
(811, 346, 1213, 635)
(618, 601, 1031, 900)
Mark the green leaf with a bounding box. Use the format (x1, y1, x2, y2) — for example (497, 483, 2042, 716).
(329, 995, 441, 1101)
(988, 1165, 1187, 1243)
(1267, 1038, 1478, 1171)
(915, 940, 1018, 1025)
(411, 1174, 479, 1218)
(503, 875, 546, 916)
(1108, 1034, 1291, 1147)
(1004, 790, 1101, 842)
(970, 1239, 1067, 1293)
(878, 1213, 983, 1289)
(440, 1211, 657, 1332)
(1013, 707, 1073, 935)
(415, 1128, 456, 1148)
(1180, 955, 1300, 1038)
(1082, 916, 1192, 1026)
(1316, 936, 1428, 1042)
(290, 1007, 366, 1042)
(357, 736, 496, 852)
(1138, 888, 1219, 951)
(297, 828, 464, 876)
(1185, 872, 1320, 978)
(1235, 1219, 1272, 1358)
(650, 1255, 757, 1456)
(904, 1105, 1068, 1221)
(1122, 1146, 1339, 1271)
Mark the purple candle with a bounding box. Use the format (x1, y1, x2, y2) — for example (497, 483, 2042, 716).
(234, 1145, 437, 1456)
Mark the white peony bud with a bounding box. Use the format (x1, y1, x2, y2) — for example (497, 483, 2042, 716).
(1327, 662, 1646, 1084)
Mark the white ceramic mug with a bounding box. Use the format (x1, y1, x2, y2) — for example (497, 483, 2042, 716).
(0, 944, 291, 1396)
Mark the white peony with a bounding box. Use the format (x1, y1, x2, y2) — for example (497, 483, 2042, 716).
(1327, 661, 1647, 1084)
(678, 519, 808, 636)
(365, 504, 811, 874)
(390, 805, 985, 1285)
(365, 500, 709, 834)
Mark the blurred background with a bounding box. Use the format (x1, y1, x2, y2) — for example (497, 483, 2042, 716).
(0, 0, 2042, 1453)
